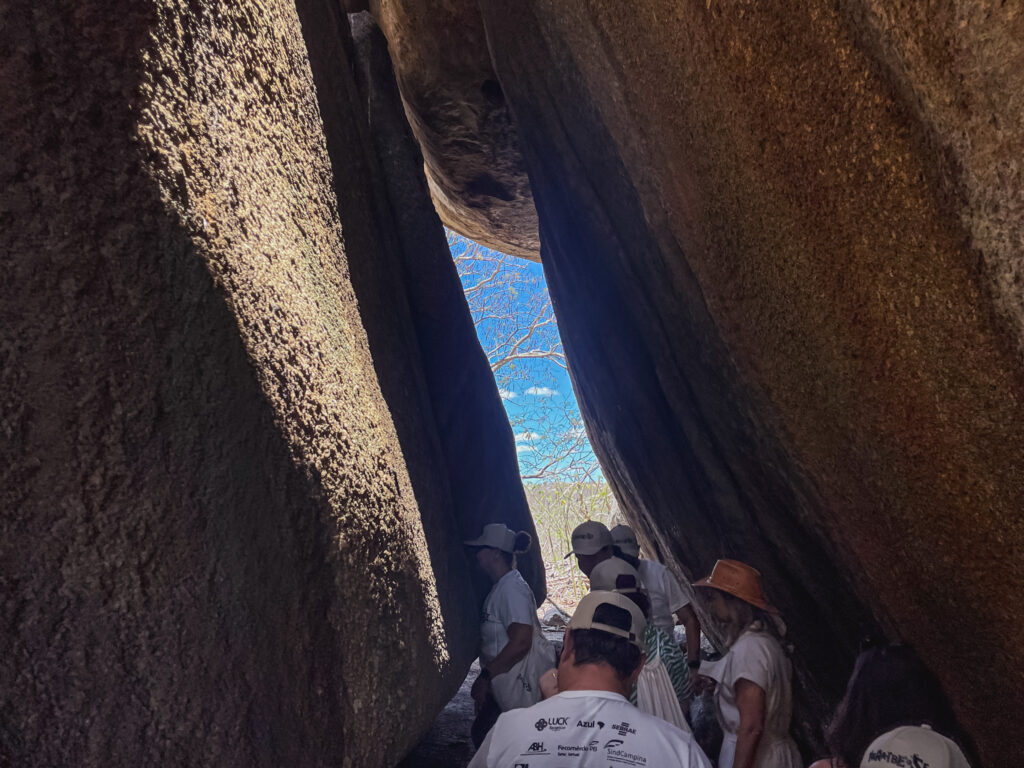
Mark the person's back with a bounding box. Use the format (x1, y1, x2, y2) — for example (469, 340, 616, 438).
(469, 590, 711, 768)
(471, 688, 709, 767)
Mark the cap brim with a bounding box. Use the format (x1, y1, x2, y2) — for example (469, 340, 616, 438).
(464, 538, 487, 548)
(692, 581, 779, 613)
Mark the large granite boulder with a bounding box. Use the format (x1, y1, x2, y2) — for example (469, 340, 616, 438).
(361, 0, 539, 259)
(465, 1, 1021, 764)
(0, 1, 536, 765)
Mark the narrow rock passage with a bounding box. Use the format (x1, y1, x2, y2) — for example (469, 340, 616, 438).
(399, 621, 568, 766)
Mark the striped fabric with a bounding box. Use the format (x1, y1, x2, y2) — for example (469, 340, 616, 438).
(630, 623, 693, 707)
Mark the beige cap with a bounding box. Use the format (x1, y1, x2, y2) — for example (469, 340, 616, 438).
(568, 590, 647, 649)
(609, 524, 640, 557)
(564, 520, 613, 558)
(463, 523, 516, 553)
(589, 557, 643, 593)
(860, 726, 972, 768)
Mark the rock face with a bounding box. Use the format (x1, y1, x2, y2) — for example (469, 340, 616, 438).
(466, 1, 1022, 764)
(364, 0, 540, 259)
(0, 1, 536, 765)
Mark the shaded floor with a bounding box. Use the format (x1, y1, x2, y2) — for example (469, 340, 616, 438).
(399, 621, 568, 767)
(397, 660, 479, 768)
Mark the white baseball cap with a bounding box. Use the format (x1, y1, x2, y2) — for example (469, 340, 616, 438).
(609, 524, 640, 557)
(463, 523, 517, 553)
(860, 725, 972, 768)
(564, 520, 613, 558)
(589, 557, 643, 593)
(568, 590, 647, 649)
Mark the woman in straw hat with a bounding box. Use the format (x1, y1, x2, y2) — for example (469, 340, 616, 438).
(463, 523, 556, 747)
(693, 559, 801, 768)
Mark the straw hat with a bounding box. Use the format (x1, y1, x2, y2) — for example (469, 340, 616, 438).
(692, 559, 778, 613)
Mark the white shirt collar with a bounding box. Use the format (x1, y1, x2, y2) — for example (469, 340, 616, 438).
(552, 689, 630, 703)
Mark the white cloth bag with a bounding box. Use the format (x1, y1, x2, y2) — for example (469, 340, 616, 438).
(636, 655, 692, 733)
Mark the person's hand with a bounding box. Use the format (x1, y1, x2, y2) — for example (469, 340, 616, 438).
(692, 673, 716, 695)
(688, 667, 703, 690)
(471, 672, 492, 709)
(539, 668, 560, 699)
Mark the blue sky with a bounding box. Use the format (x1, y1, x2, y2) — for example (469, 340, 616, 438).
(447, 231, 601, 482)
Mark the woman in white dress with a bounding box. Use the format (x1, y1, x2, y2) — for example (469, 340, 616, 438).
(464, 523, 556, 747)
(692, 559, 801, 768)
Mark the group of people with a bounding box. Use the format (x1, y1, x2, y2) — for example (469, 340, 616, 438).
(462, 520, 974, 768)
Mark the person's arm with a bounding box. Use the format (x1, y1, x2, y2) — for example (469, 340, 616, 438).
(467, 723, 496, 767)
(471, 623, 533, 705)
(732, 678, 767, 768)
(675, 603, 702, 676)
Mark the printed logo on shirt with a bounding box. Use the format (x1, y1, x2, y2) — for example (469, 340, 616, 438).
(603, 739, 625, 749)
(514, 763, 529, 768)
(556, 743, 598, 756)
(535, 716, 570, 732)
(606, 747, 648, 766)
(577, 719, 596, 728)
(521, 742, 548, 755)
(866, 749, 931, 768)
(611, 721, 638, 736)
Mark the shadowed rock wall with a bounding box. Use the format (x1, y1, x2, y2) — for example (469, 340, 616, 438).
(0, 0, 534, 765)
(467, 1, 1023, 764)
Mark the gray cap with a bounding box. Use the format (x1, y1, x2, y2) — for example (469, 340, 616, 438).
(564, 520, 613, 558)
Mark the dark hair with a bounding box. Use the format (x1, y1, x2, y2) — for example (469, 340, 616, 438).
(500, 531, 532, 566)
(826, 644, 965, 767)
(613, 549, 640, 569)
(567, 603, 643, 679)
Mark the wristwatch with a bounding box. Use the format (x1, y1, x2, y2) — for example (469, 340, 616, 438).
(687, 659, 701, 670)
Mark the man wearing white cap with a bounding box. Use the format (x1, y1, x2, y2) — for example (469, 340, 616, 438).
(611, 524, 703, 684)
(468, 591, 712, 768)
(564, 520, 614, 577)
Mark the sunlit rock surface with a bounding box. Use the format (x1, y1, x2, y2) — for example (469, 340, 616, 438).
(0, 1, 535, 765)
(364, 0, 540, 259)
(467, 1, 1021, 764)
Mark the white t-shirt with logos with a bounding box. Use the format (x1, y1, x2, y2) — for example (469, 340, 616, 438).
(468, 689, 713, 768)
(480, 569, 556, 711)
(637, 559, 693, 636)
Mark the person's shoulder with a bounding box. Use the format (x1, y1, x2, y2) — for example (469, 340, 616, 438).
(734, 628, 782, 653)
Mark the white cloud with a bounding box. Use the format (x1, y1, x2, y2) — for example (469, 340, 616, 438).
(524, 386, 559, 397)
(516, 445, 537, 454)
(498, 389, 518, 400)
(514, 431, 542, 443)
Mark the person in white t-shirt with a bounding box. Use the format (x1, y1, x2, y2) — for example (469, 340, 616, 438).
(692, 559, 801, 768)
(610, 524, 703, 683)
(469, 590, 712, 768)
(464, 523, 557, 747)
